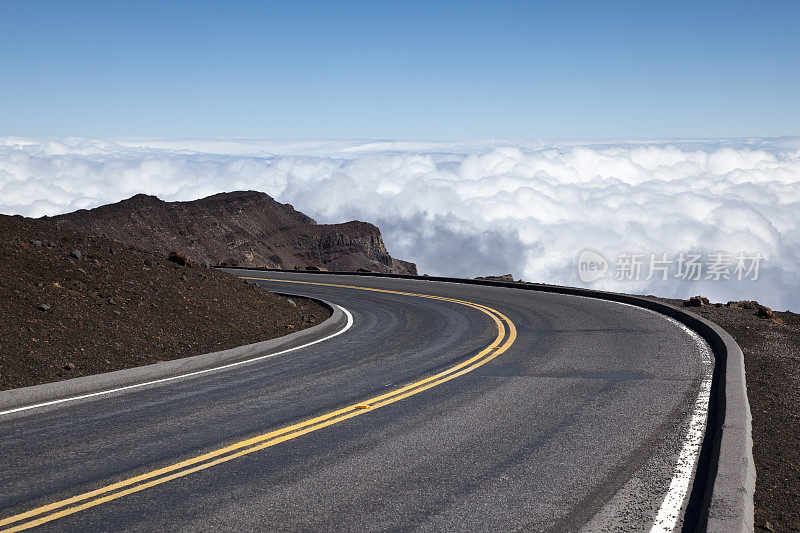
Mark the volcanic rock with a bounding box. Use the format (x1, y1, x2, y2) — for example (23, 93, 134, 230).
(727, 300, 760, 310)
(476, 274, 515, 282)
(167, 251, 191, 266)
(756, 304, 783, 323)
(683, 295, 710, 307)
(52, 191, 416, 274)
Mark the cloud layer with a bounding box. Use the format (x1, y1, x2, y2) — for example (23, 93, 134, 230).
(2, 136, 799, 310)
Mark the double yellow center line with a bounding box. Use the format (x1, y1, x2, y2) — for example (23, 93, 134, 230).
(1, 279, 516, 532)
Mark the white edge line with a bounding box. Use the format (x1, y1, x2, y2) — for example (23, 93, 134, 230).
(583, 296, 713, 533)
(551, 292, 713, 532)
(650, 376, 712, 532)
(0, 305, 354, 417)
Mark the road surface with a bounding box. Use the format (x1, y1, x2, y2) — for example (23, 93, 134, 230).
(0, 271, 712, 532)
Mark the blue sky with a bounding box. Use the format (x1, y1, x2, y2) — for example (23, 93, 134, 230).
(1, 1, 798, 139)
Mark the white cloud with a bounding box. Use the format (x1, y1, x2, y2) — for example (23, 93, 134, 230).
(2, 136, 799, 311)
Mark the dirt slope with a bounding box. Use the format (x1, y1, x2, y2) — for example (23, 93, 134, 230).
(0, 214, 329, 391)
(51, 191, 417, 274)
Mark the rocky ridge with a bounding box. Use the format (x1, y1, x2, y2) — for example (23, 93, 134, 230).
(51, 191, 417, 274)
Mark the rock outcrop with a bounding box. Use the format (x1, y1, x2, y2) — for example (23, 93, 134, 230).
(683, 295, 711, 307)
(51, 191, 417, 275)
(475, 274, 516, 282)
(167, 251, 191, 266)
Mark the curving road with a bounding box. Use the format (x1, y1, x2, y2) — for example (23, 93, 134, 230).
(0, 271, 712, 532)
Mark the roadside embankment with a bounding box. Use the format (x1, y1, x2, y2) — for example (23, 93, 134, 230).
(0, 214, 329, 391)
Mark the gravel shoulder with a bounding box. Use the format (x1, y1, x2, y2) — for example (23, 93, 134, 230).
(0, 215, 330, 391)
(646, 296, 799, 532)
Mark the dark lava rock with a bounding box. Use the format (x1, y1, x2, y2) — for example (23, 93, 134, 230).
(476, 274, 515, 282)
(167, 251, 191, 266)
(70, 249, 82, 260)
(37, 303, 51, 312)
(219, 258, 239, 267)
(727, 300, 760, 309)
(756, 304, 783, 323)
(683, 295, 710, 307)
(757, 305, 774, 318)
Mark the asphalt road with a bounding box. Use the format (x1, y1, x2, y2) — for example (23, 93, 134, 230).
(0, 271, 712, 532)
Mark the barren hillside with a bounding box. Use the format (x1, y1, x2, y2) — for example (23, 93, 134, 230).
(51, 191, 417, 274)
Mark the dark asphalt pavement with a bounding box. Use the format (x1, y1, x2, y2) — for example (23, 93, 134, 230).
(0, 271, 711, 532)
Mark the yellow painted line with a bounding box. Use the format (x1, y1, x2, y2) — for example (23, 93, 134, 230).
(1, 279, 516, 532)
